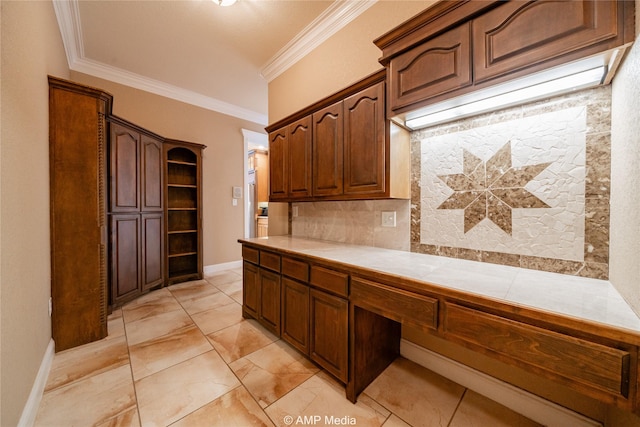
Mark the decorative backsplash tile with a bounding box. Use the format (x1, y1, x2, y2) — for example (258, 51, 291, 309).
(291, 199, 410, 251)
(411, 86, 612, 279)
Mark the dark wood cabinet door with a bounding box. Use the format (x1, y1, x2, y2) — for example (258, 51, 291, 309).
(260, 269, 281, 336)
(388, 23, 471, 113)
(110, 123, 140, 212)
(141, 135, 163, 212)
(473, 1, 621, 84)
(49, 77, 110, 351)
(268, 128, 288, 201)
(110, 214, 141, 304)
(243, 261, 260, 319)
(313, 101, 344, 197)
(288, 116, 313, 199)
(141, 213, 163, 291)
(282, 277, 310, 355)
(310, 289, 348, 382)
(343, 82, 386, 197)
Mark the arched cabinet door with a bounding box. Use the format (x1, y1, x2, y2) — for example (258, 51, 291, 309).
(312, 101, 344, 197)
(268, 128, 288, 201)
(344, 81, 386, 196)
(288, 116, 313, 199)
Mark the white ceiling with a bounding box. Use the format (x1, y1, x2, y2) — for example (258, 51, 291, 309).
(53, 0, 377, 125)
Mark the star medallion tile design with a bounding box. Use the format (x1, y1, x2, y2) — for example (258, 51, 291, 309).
(437, 142, 551, 235)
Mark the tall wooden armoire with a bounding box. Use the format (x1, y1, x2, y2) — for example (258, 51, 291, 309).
(49, 76, 112, 351)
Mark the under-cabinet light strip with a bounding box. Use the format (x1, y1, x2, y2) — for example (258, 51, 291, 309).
(405, 66, 606, 130)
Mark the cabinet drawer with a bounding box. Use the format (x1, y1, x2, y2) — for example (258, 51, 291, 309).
(310, 266, 349, 297)
(282, 257, 309, 282)
(242, 246, 259, 265)
(351, 277, 438, 331)
(260, 250, 281, 272)
(389, 23, 471, 113)
(444, 303, 631, 399)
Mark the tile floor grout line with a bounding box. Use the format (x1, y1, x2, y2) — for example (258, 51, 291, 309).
(119, 306, 145, 427)
(162, 279, 278, 426)
(447, 387, 468, 427)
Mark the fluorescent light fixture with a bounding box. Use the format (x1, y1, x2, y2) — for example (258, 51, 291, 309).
(405, 65, 606, 130)
(213, 0, 237, 6)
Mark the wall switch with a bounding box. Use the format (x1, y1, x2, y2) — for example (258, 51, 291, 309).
(232, 198, 238, 206)
(381, 211, 396, 227)
(292, 206, 299, 217)
(48, 297, 52, 317)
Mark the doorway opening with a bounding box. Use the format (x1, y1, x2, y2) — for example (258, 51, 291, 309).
(242, 129, 269, 238)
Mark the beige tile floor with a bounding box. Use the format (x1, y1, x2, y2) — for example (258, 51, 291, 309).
(35, 267, 542, 427)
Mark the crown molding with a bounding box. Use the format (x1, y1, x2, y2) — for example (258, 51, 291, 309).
(52, 0, 268, 125)
(260, 0, 378, 82)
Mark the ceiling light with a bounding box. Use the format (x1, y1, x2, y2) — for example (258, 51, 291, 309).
(212, 0, 236, 6)
(405, 64, 607, 130)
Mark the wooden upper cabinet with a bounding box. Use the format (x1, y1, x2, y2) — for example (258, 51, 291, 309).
(141, 135, 163, 212)
(344, 82, 386, 196)
(265, 70, 409, 202)
(377, 0, 635, 117)
(288, 116, 313, 198)
(313, 101, 344, 197)
(389, 23, 471, 113)
(268, 128, 288, 201)
(473, 0, 625, 84)
(110, 123, 140, 212)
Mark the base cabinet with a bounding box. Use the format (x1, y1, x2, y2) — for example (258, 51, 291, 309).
(310, 289, 349, 383)
(259, 269, 281, 336)
(242, 251, 282, 338)
(242, 248, 349, 384)
(282, 277, 310, 355)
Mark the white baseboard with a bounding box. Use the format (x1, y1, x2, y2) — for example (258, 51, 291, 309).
(204, 260, 242, 275)
(18, 338, 55, 427)
(400, 339, 602, 427)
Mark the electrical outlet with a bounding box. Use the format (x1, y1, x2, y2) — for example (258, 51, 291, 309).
(381, 211, 396, 227)
(292, 206, 299, 217)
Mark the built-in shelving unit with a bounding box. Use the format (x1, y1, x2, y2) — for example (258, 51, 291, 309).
(165, 142, 204, 283)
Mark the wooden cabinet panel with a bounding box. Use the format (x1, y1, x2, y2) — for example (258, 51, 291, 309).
(268, 128, 288, 200)
(282, 256, 309, 283)
(242, 261, 260, 318)
(110, 123, 140, 212)
(473, 1, 621, 84)
(444, 303, 631, 399)
(388, 23, 471, 112)
(110, 214, 141, 304)
(282, 277, 310, 355)
(310, 289, 349, 382)
(313, 102, 344, 197)
(260, 250, 281, 273)
(141, 135, 163, 212)
(310, 266, 349, 297)
(351, 277, 438, 331)
(343, 82, 386, 196)
(49, 76, 110, 351)
(260, 269, 281, 336)
(289, 116, 313, 198)
(141, 213, 163, 291)
(242, 245, 259, 265)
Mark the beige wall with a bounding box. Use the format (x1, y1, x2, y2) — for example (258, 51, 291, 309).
(69, 72, 266, 267)
(0, 1, 70, 425)
(268, 1, 435, 122)
(610, 0, 640, 317)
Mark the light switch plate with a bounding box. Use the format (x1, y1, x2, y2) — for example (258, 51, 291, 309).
(232, 186, 242, 199)
(381, 211, 396, 227)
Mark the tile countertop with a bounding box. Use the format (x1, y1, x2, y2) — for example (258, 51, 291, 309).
(239, 236, 640, 335)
